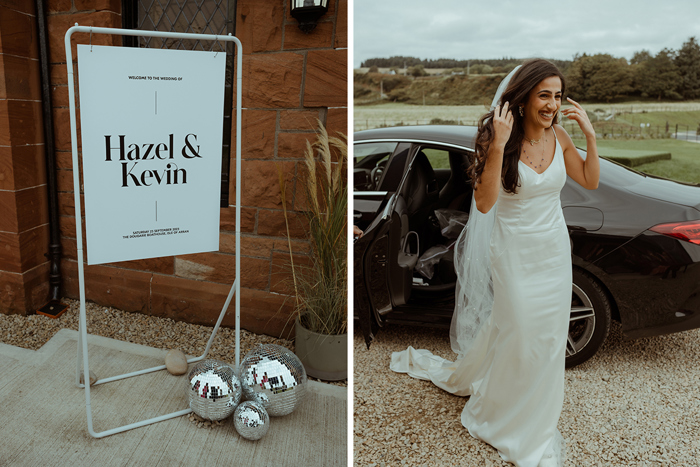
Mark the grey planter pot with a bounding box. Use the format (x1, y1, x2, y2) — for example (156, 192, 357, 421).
(294, 319, 347, 381)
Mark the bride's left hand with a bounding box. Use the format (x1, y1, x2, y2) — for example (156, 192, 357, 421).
(561, 97, 595, 138)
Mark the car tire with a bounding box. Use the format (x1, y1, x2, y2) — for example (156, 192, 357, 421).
(565, 269, 612, 368)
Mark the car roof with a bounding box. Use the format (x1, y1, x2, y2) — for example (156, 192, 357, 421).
(355, 125, 478, 151)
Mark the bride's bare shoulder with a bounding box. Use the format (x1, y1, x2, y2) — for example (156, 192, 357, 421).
(553, 124, 575, 148)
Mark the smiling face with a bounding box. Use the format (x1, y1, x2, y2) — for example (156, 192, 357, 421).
(522, 75, 562, 130)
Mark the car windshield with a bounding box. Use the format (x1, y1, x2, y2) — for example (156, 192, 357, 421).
(354, 142, 398, 166)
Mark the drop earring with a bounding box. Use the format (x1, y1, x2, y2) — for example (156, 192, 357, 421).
(518, 106, 524, 117)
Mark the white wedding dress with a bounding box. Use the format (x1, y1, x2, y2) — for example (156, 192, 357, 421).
(391, 130, 571, 467)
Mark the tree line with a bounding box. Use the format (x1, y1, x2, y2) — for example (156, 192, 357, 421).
(362, 56, 572, 76)
(361, 37, 700, 102)
(362, 56, 539, 74)
(567, 38, 700, 102)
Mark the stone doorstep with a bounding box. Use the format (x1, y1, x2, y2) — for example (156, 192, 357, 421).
(0, 328, 347, 400)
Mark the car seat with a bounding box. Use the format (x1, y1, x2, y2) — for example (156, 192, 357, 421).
(438, 151, 473, 212)
(402, 150, 439, 253)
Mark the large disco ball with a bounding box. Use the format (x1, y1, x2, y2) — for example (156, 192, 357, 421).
(186, 359, 242, 421)
(233, 401, 270, 441)
(238, 344, 307, 416)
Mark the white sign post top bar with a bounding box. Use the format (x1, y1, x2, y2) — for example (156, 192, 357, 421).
(64, 25, 242, 438)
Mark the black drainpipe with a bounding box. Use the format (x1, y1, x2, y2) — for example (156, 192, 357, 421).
(35, 0, 65, 316)
(220, 0, 238, 207)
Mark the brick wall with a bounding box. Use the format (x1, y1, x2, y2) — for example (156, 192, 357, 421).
(0, 1, 51, 314)
(0, 0, 347, 338)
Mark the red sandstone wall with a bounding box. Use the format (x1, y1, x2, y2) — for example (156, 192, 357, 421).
(0, 0, 348, 338)
(0, 1, 51, 314)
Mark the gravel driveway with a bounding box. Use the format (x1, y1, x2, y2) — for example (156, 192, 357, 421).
(354, 322, 700, 466)
(0, 299, 346, 388)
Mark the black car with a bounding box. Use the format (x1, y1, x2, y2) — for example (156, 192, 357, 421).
(354, 125, 700, 368)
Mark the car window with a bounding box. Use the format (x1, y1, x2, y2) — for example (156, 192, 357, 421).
(354, 142, 399, 192)
(378, 144, 411, 192)
(354, 142, 398, 167)
(420, 148, 450, 169)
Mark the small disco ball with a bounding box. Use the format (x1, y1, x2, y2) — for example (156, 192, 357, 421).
(238, 344, 307, 416)
(233, 401, 270, 441)
(186, 359, 242, 421)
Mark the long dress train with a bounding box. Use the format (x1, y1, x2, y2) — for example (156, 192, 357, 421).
(391, 130, 571, 467)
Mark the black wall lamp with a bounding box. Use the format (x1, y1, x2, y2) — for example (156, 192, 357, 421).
(290, 0, 329, 33)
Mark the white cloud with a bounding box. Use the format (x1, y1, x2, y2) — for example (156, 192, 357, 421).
(354, 0, 700, 67)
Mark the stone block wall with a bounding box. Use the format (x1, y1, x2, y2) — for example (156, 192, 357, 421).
(0, 0, 347, 338)
(0, 1, 51, 314)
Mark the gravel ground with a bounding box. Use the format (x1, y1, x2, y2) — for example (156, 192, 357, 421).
(354, 322, 700, 466)
(0, 299, 346, 388)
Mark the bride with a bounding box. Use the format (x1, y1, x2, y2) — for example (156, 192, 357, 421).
(390, 59, 599, 467)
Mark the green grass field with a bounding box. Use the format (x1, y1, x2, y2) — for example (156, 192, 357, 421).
(430, 139, 700, 183)
(587, 148, 671, 167)
(354, 101, 700, 132)
(572, 138, 700, 185)
(354, 102, 700, 184)
(613, 110, 700, 130)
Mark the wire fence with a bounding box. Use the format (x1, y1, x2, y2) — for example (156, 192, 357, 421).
(354, 118, 700, 142)
(354, 102, 700, 140)
(353, 117, 482, 130)
(562, 122, 700, 142)
(587, 103, 700, 114)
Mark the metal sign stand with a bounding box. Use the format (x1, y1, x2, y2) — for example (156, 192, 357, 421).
(64, 25, 242, 438)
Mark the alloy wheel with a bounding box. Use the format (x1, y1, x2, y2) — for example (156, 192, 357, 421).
(567, 283, 596, 357)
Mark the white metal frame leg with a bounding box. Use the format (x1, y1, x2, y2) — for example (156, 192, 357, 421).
(65, 26, 243, 438)
(74, 278, 237, 437)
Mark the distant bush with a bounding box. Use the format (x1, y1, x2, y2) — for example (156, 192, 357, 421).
(429, 118, 459, 125)
(381, 75, 411, 92)
(409, 65, 428, 77)
(470, 64, 493, 74)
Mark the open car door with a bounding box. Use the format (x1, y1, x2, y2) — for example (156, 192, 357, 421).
(355, 146, 437, 347)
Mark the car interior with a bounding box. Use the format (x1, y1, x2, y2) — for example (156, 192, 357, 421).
(361, 144, 475, 298)
(353, 141, 399, 191)
(406, 147, 473, 293)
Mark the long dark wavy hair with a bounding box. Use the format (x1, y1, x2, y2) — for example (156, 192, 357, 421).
(470, 59, 566, 194)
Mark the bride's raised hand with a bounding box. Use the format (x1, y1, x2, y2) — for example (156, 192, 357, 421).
(561, 97, 595, 138)
(492, 102, 514, 148)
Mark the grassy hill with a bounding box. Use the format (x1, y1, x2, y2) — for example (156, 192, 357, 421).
(354, 71, 504, 106)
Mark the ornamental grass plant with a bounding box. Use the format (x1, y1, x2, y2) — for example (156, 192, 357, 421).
(278, 122, 347, 336)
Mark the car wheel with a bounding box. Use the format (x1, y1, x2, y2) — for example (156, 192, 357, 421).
(565, 269, 612, 368)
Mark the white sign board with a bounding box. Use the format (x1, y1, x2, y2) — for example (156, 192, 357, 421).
(77, 45, 226, 265)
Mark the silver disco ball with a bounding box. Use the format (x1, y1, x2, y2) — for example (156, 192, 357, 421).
(238, 344, 307, 416)
(233, 401, 270, 441)
(186, 359, 242, 421)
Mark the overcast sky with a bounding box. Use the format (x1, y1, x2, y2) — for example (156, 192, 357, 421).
(353, 0, 700, 67)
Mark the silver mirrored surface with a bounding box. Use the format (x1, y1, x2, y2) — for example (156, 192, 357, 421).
(186, 359, 241, 421)
(233, 401, 270, 441)
(238, 344, 307, 416)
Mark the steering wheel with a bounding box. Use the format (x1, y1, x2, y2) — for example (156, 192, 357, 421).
(370, 160, 386, 190)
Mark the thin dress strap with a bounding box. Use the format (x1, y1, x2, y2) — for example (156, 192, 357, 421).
(551, 125, 560, 159)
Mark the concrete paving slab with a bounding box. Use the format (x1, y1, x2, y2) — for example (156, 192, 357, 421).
(0, 329, 347, 467)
